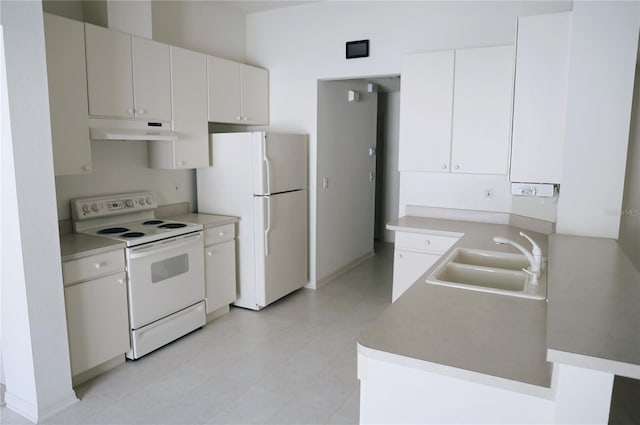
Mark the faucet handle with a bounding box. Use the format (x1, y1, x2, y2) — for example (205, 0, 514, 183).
(521, 267, 540, 284)
(519, 232, 541, 256)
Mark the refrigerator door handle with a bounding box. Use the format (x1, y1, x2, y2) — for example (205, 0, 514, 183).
(264, 196, 271, 256)
(263, 137, 271, 195)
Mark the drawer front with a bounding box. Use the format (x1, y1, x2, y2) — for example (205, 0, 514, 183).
(204, 223, 235, 246)
(63, 249, 125, 285)
(395, 232, 458, 254)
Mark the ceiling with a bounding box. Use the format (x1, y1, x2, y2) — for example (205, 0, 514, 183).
(220, 0, 317, 14)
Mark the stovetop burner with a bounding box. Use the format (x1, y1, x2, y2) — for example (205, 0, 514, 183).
(158, 223, 187, 229)
(143, 220, 164, 225)
(98, 227, 130, 234)
(122, 232, 145, 238)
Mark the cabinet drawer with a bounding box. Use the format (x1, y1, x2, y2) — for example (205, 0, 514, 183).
(63, 249, 125, 285)
(395, 232, 458, 254)
(204, 223, 235, 246)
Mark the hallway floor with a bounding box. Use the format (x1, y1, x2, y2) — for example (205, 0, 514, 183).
(1, 243, 393, 425)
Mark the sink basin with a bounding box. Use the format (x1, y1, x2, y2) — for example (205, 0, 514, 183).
(426, 248, 547, 300)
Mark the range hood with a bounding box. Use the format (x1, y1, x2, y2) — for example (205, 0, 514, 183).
(89, 118, 178, 142)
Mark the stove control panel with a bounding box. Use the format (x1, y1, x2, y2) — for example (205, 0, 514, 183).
(71, 192, 158, 220)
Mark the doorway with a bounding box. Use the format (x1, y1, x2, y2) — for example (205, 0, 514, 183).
(316, 76, 400, 285)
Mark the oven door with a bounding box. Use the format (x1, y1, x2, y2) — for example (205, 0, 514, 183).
(126, 231, 205, 329)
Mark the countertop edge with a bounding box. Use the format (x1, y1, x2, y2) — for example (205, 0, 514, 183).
(357, 343, 555, 400)
(547, 349, 640, 380)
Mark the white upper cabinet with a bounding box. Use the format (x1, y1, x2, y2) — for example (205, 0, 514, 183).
(85, 24, 171, 121)
(398, 50, 454, 172)
(131, 36, 172, 121)
(399, 45, 514, 175)
(510, 12, 572, 184)
(44, 13, 92, 176)
(208, 56, 269, 125)
(149, 46, 208, 169)
(451, 45, 514, 175)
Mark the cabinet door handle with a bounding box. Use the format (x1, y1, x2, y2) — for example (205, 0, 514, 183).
(454, 165, 460, 171)
(398, 253, 403, 259)
(138, 109, 147, 115)
(207, 251, 212, 257)
(242, 116, 249, 121)
(82, 164, 92, 172)
(218, 231, 225, 236)
(127, 108, 134, 115)
(94, 262, 106, 269)
(236, 116, 242, 121)
(117, 278, 124, 285)
(177, 160, 185, 167)
(425, 240, 431, 246)
(442, 164, 447, 170)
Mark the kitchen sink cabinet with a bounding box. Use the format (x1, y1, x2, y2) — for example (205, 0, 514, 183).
(149, 46, 209, 169)
(84, 24, 171, 121)
(399, 45, 514, 175)
(207, 56, 269, 125)
(392, 232, 459, 302)
(203, 224, 237, 315)
(510, 12, 571, 184)
(62, 250, 129, 382)
(43, 13, 92, 176)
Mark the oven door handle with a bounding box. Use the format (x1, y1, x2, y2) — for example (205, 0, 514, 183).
(128, 232, 202, 259)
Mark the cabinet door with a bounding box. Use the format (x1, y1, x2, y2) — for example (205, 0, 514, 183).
(85, 23, 133, 118)
(204, 240, 237, 314)
(44, 14, 92, 176)
(207, 56, 241, 123)
(398, 50, 454, 172)
(511, 12, 571, 184)
(171, 46, 209, 169)
(132, 36, 171, 121)
(451, 45, 514, 175)
(64, 272, 130, 376)
(240, 64, 269, 125)
(392, 250, 440, 302)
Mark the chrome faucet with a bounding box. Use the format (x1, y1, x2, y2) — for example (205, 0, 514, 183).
(493, 232, 542, 283)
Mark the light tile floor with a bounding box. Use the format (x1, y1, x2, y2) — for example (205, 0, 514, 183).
(1, 242, 393, 425)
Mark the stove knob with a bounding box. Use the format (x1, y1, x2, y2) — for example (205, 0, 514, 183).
(125, 199, 134, 208)
(145, 197, 153, 205)
(139, 198, 145, 205)
(91, 203, 100, 212)
(82, 204, 91, 213)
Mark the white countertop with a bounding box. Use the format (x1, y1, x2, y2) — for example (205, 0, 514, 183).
(166, 213, 239, 229)
(361, 214, 640, 396)
(60, 233, 125, 262)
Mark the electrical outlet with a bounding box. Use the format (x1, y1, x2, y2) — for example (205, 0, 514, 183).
(484, 188, 495, 200)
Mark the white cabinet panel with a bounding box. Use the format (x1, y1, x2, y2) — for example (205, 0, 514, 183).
(451, 46, 514, 175)
(85, 23, 134, 118)
(241, 64, 269, 125)
(399, 50, 454, 172)
(511, 12, 572, 184)
(392, 250, 440, 302)
(207, 56, 269, 125)
(204, 239, 237, 314)
(43, 13, 92, 176)
(64, 272, 130, 376)
(132, 36, 171, 121)
(207, 56, 241, 123)
(149, 46, 209, 169)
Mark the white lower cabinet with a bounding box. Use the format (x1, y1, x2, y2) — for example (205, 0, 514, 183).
(204, 224, 237, 314)
(392, 232, 459, 302)
(62, 250, 130, 379)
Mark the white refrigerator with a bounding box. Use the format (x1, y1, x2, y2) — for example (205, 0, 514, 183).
(196, 132, 308, 310)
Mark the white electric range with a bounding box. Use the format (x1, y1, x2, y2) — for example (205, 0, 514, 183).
(71, 191, 206, 359)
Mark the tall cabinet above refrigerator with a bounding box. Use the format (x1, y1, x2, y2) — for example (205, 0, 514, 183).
(196, 132, 308, 310)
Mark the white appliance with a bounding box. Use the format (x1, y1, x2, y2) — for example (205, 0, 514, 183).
(196, 132, 308, 310)
(71, 191, 206, 359)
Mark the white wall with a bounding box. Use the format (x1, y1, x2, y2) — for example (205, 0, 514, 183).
(55, 142, 196, 220)
(619, 66, 640, 270)
(41, 0, 83, 21)
(152, 0, 246, 62)
(556, 1, 639, 238)
(375, 91, 400, 243)
(1, 1, 77, 421)
(246, 1, 570, 285)
(316, 79, 378, 283)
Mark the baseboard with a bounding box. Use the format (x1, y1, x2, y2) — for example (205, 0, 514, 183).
(0, 383, 5, 406)
(72, 355, 125, 387)
(315, 251, 375, 289)
(206, 305, 230, 322)
(5, 389, 78, 423)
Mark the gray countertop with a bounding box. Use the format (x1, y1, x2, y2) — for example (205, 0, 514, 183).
(547, 234, 640, 378)
(167, 213, 239, 229)
(60, 233, 125, 262)
(360, 216, 552, 393)
(362, 214, 640, 394)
